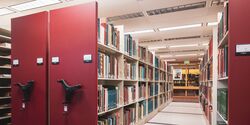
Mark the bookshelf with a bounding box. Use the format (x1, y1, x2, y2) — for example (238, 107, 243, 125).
(97, 19, 173, 125)
(173, 67, 200, 102)
(199, 38, 213, 125)
(0, 28, 11, 125)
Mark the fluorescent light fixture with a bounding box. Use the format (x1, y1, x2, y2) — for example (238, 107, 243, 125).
(124, 29, 154, 35)
(10, 0, 61, 11)
(175, 54, 197, 57)
(160, 55, 173, 58)
(169, 44, 198, 48)
(208, 22, 218, 26)
(0, 8, 14, 16)
(159, 24, 202, 31)
(164, 59, 176, 62)
(148, 46, 166, 50)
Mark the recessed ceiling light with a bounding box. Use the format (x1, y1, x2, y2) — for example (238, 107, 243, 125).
(169, 44, 199, 48)
(159, 24, 202, 32)
(124, 29, 155, 35)
(0, 8, 14, 16)
(207, 22, 218, 26)
(160, 55, 173, 58)
(202, 43, 209, 46)
(10, 0, 61, 11)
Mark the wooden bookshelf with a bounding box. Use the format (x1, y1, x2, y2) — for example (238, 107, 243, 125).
(97, 23, 173, 125)
(0, 28, 11, 125)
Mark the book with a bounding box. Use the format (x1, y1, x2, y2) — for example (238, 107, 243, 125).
(124, 85, 136, 104)
(155, 69, 159, 81)
(124, 61, 136, 80)
(124, 107, 136, 125)
(148, 99, 153, 113)
(154, 97, 158, 109)
(138, 101, 146, 119)
(98, 85, 119, 113)
(139, 82, 146, 99)
(148, 51, 153, 65)
(98, 51, 119, 79)
(124, 34, 137, 57)
(155, 83, 159, 95)
(148, 67, 153, 81)
(217, 88, 228, 120)
(98, 112, 120, 125)
(139, 65, 146, 81)
(218, 46, 228, 78)
(138, 46, 146, 61)
(148, 83, 154, 97)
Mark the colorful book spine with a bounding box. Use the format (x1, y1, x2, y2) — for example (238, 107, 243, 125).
(123, 107, 136, 125)
(124, 34, 137, 57)
(148, 99, 153, 113)
(98, 112, 120, 125)
(124, 62, 136, 80)
(139, 82, 146, 99)
(139, 65, 146, 81)
(138, 46, 146, 61)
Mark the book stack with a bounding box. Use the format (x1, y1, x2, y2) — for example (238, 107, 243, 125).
(148, 51, 153, 65)
(98, 51, 119, 79)
(98, 85, 119, 113)
(148, 68, 153, 81)
(139, 65, 146, 81)
(139, 82, 146, 99)
(98, 18, 120, 50)
(217, 88, 228, 120)
(138, 101, 146, 119)
(98, 112, 120, 125)
(138, 46, 146, 61)
(148, 99, 153, 113)
(160, 83, 164, 93)
(124, 107, 136, 125)
(124, 85, 136, 104)
(148, 83, 154, 97)
(218, 45, 228, 78)
(124, 34, 137, 57)
(154, 97, 158, 109)
(218, 2, 229, 43)
(124, 62, 136, 80)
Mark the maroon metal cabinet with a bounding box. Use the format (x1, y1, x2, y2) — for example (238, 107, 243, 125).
(49, 2, 98, 125)
(11, 12, 48, 125)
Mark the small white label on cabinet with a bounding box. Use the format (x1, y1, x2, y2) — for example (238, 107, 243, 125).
(52, 57, 60, 64)
(37, 58, 43, 65)
(13, 59, 19, 66)
(236, 44, 250, 56)
(83, 54, 92, 63)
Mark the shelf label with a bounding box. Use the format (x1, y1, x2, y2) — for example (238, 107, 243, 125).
(37, 57, 43, 65)
(13, 59, 19, 66)
(52, 57, 60, 64)
(83, 54, 92, 63)
(236, 44, 250, 56)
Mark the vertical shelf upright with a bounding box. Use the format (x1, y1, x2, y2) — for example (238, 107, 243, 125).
(0, 28, 11, 125)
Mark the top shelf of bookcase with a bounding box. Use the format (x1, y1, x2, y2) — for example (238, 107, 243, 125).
(218, 31, 229, 49)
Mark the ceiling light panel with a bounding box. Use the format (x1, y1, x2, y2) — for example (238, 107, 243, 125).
(124, 29, 154, 35)
(208, 22, 218, 26)
(146, 1, 206, 16)
(169, 44, 199, 48)
(148, 46, 166, 50)
(0, 8, 14, 16)
(175, 54, 198, 57)
(10, 0, 61, 11)
(159, 24, 202, 32)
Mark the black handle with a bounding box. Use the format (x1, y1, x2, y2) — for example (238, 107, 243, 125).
(16, 80, 34, 102)
(57, 79, 81, 104)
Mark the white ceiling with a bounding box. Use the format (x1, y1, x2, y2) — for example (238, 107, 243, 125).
(0, 0, 222, 62)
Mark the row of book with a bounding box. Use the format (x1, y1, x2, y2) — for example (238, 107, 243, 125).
(155, 69, 159, 81)
(217, 88, 228, 120)
(124, 35, 137, 57)
(124, 62, 136, 80)
(138, 82, 146, 99)
(218, 46, 228, 78)
(218, 2, 229, 43)
(98, 112, 120, 125)
(98, 85, 119, 113)
(160, 72, 165, 81)
(148, 83, 154, 97)
(124, 107, 136, 125)
(148, 51, 153, 65)
(98, 18, 120, 50)
(148, 68, 153, 81)
(154, 57, 159, 68)
(139, 65, 146, 81)
(138, 101, 146, 120)
(148, 99, 153, 113)
(138, 46, 146, 61)
(160, 83, 165, 93)
(124, 85, 136, 104)
(159, 60, 166, 70)
(155, 84, 159, 95)
(98, 52, 119, 79)
(154, 97, 158, 109)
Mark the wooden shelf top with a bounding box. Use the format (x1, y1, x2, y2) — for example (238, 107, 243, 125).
(0, 65, 11, 69)
(0, 115, 11, 120)
(173, 86, 199, 90)
(218, 77, 228, 81)
(0, 56, 10, 59)
(218, 31, 229, 49)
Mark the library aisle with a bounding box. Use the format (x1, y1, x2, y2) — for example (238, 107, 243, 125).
(145, 102, 207, 125)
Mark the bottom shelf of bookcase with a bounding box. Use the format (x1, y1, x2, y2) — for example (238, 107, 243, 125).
(173, 96, 199, 103)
